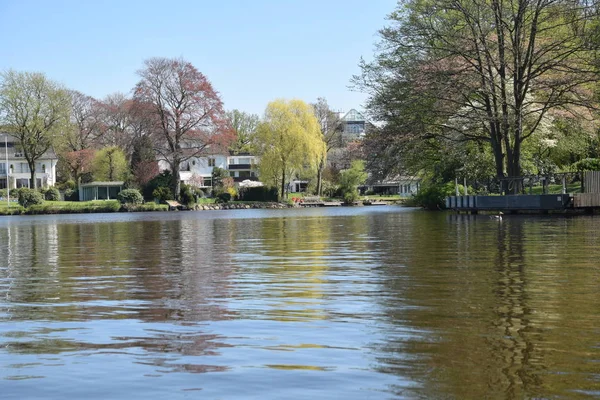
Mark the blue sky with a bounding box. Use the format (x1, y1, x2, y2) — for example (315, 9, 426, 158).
(0, 0, 396, 116)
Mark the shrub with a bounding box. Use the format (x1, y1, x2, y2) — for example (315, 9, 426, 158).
(0, 189, 7, 198)
(64, 188, 79, 201)
(411, 182, 455, 210)
(215, 192, 232, 203)
(238, 186, 278, 202)
(45, 187, 61, 201)
(152, 186, 173, 202)
(143, 171, 173, 201)
(117, 188, 144, 204)
(18, 188, 44, 208)
(180, 184, 196, 207)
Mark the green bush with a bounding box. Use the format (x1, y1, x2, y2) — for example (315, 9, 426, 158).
(152, 186, 173, 202)
(411, 182, 454, 210)
(0, 189, 7, 198)
(18, 188, 44, 208)
(238, 186, 278, 202)
(45, 187, 61, 201)
(215, 192, 232, 203)
(143, 171, 173, 201)
(64, 188, 79, 201)
(180, 184, 196, 207)
(117, 189, 144, 204)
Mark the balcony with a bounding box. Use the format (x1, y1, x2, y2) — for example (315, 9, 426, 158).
(228, 164, 252, 170)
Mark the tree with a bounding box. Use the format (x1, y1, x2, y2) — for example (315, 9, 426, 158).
(255, 99, 325, 199)
(130, 135, 158, 186)
(312, 97, 342, 196)
(227, 109, 259, 154)
(0, 70, 70, 188)
(134, 57, 233, 199)
(92, 146, 129, 182)
(339, 160, 367, 203)
(355, 0, 599, 190)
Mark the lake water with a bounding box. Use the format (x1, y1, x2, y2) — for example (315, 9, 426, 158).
(1, 207, 599, 399)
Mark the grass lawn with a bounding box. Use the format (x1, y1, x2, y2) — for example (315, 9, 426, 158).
(528, 183, 581, 195)
(0, 200, 169, 215)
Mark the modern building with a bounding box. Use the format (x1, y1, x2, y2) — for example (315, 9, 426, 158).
(340, 109, 368, 142)
(361, 177, 421, 198)
(0, 134, 58, 189)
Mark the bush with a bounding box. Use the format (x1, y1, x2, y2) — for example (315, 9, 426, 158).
(0, 189, 7, 198)
(411, 182, 455, 210)
(180, 184, 196, 207)
(45, 187, 61, 201)
(238, 186, 278, 202)
(152, 186, 173, 202)
(215, 192, 232, 203)
(64, 188, 79, 201)
(143, 171, 173, 201)
(18, 188, 44, 208)
(117, 189, 144, 204)
(365, 189, 375, 196)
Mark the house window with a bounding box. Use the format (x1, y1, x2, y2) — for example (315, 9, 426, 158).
(208, 158, 216, 167)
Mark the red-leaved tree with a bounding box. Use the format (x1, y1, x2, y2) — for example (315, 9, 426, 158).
(133, 57, 233, 199)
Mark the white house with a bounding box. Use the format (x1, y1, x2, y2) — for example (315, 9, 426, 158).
(158, 153, 259, 189)
(0, 134, 58, 189)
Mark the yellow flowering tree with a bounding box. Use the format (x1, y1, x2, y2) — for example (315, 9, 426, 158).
(255, 99, 325, 200)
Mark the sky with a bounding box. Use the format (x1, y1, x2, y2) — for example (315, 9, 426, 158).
(0, 0, 397, 116)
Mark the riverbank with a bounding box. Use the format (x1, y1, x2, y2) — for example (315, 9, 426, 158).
(0, 198, 405, 216)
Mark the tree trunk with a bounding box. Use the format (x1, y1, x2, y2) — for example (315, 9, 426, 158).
(281, 166, 286, 201)
(29, 162, 37, 189)
(172, 160, 181, 200)
(316, 159, 324, 196)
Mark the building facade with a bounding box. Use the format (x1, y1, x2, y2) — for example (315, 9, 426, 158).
(160, 153, 259, 189)
(0, 135, 58, 189)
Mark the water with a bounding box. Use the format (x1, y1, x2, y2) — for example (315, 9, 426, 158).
(1, 207, 599, 399)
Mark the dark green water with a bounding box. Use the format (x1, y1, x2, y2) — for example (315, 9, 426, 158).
(1, 207, 599, 399)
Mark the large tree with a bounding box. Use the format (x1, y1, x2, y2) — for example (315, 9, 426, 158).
(255, 99, 325, 199)
(134, 57, 232, 198)
(312, 97, 342, 196)
(0, 70, 70, 188)
(355, 0, 599, 190)
(227, 109, 259, 154)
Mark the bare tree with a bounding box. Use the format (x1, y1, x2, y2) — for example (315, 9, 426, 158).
(134, 57, 233, 198)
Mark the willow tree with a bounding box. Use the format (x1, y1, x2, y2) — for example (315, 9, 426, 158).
(255, 99, 325, 199)
(0, 70, 70, 188)
(355, 0, 599, 189)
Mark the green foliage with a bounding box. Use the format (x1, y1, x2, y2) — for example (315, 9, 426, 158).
(44, 187, 60, 201)
(255, 99, 326, 199)
(63, 188, 78, 201)
(410, 182, 455, 210)
(227, 109, 259, 154)
(179, 184, 196, 207)
(152, 186, 173, 202)
(92, 146, 130, 181)
(572, 158, 600, 172)
(117, 189, 144, 204)
(27, 200, 121, 214)
(216, 192, 232, 203)
(143, 171, 173, 201)
(238, 186, 278, 202)
(339, 160, 368, 204)
(211, 167, 229, 190)
(18, 188, 44, 208)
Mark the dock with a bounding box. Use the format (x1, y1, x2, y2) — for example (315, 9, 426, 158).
(446, 193, 600, 214)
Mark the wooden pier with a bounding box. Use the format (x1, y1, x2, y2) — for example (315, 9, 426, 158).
(446, 193, 600, 214)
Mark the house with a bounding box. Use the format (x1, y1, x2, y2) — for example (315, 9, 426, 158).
(361, 177, 421, 198)
(79, 181, 124, 201)
(0, 134, 58, 189)
(159, 153, 259, 189)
